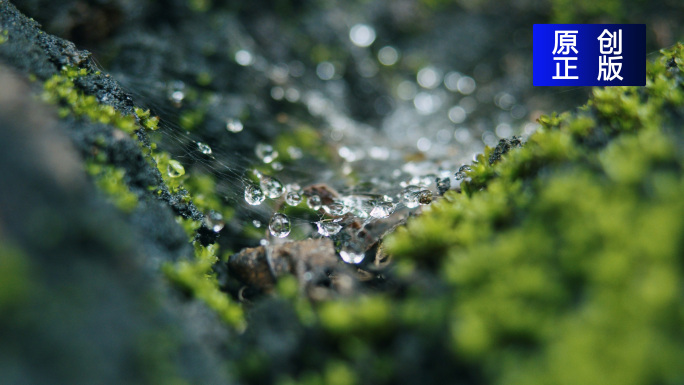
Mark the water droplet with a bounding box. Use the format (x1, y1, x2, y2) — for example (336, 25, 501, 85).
(235, 49, 253, 66)
(226, 118, 243, 133)
(339, 247, 365, 264)
(271, 161, 284, 171)
(167, 160, 185, 178)
(285, 183, 301, 192)
(417, 66, 441, 89)
(253, 220, 261, 228)
(350, 206, 369, 219)
(341, 195, 374, 219)
(416, 137, 432, 152)
(316, 62, 335, 80)
(324, 200, 350, 216)
(377, 46, 399, 66)
(349, 24, 376, 47)
(167, 81, 185, 107)
(402, 185, 423, 208)
(204, 211, 225, 232)
(370, 201, 395, 219)
(418, 189, 433, 205)
(269, 213, 291, 238)
(170, 90, 184, 104)
(455, 165, 472, 180)
(252, 169, 264, 180)
(197, 142, 212, 155)
(307, 195, 322, 210)
(259, 176, 284, 198)
(457, 76, 476, 95)
(244, 184, 266, 205)
(316, 219, 342, 237)
(255, 143, 279, 164)
(437, 177, 451, 195)
(287, 146, 303, 159)
(285, 191, 302, 206)
(260, 239, 270, 246)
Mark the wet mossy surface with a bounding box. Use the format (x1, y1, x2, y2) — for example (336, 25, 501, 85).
(2, 0, 684, 384)
(385, 44, 684, 385)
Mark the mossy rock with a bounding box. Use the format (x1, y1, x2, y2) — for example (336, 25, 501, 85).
(384, 43, 684, 385)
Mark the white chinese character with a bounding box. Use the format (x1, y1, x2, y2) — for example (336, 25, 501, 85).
(598, 55, 623, 81)
(597, 29, 622, 55)
(553, 57, 579, 79)
(552, 30, 579, 79)
(552, 30, 579, 55)
(597, 29, 623, 81)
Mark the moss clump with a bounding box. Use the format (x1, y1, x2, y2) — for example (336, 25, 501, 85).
(85, 162, 139, 212)
(0, 241, 33, 310)
(134, 107, 160, 131)
(273, 124, 330, 162)
(42, 65, 242, 335)
(384, 43, 684, 385)
(163, 243, 245, 330)
(43, 67, 137, 133)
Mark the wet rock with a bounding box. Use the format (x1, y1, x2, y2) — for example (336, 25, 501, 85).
(228, 238, 357, 298)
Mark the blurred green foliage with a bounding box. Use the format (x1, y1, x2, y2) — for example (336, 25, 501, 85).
(384, 43, 684, 385)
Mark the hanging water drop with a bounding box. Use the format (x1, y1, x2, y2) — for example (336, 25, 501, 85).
(253, 220, 262, 228)
(307, 195, 322, 210)
(269, 213, 291, 238)
(418, 189, 433, 205)
(349, 205, 369, 219)
(339, 249, 365, 264)
(324, 200, 350, 216)
(370, 201, 395, 219)
(285, 191, 302, 206)
(204, 211, 225, 232)
(197, 142, 212, 155)
(167, 81, 185, 107)
(402, 185, 423, 208)
(259, 176, 285, 198)
(167, 159, 185, 178)
(226, 118, 243, 133)
(244, 184, 266, 205)
(455, 165, 472, 180)
(255, 143, 279, 164)
(316, 219, 342, 237)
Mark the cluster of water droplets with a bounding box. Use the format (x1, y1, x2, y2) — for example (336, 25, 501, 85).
(161, 17, 541, 267)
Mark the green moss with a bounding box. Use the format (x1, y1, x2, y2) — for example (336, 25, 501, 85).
(86, 162, 139, 212)
(175, 216, 202, 239)
(183, 173, 234, 220)
(0, 241, 33, 310)
(134, 107, 160, 131)
(179, 108, 205, 131)
(163, 243, 245, 330)
(550, 0, 624, 23)
(383, 43, 684, 385)
(0, 29, 8, 45)
(318, 296, 392, 338)
(274, 124, 331, 162)
(43, 67, 137, 134)
(196, 71, 212, 86)
(187, 0, 211, 12)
